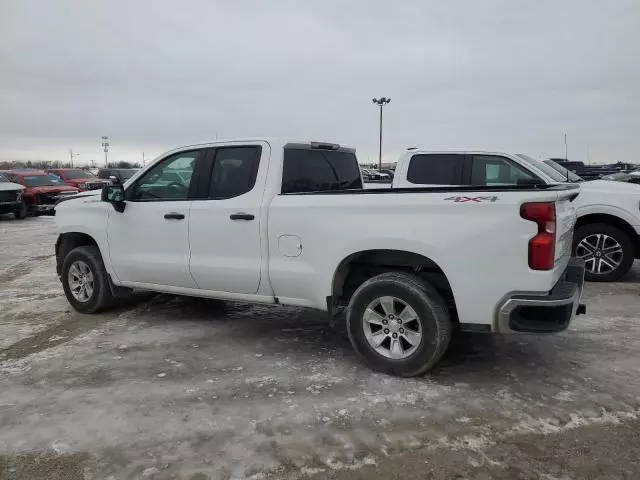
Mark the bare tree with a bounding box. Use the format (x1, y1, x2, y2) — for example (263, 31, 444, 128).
(0, 160, 73, 169)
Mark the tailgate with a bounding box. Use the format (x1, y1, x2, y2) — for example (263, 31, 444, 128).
(552, 189, 579, 283)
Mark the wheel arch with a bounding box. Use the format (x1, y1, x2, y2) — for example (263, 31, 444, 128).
(55, 232, 99, 277)
(329, 249, 458, 321)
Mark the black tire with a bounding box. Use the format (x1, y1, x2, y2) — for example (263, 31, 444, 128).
(13, 201, 27, 220)
(61, 245, 115, 313)
(573, 223, 635, 282)
(346, 272, 452, 377)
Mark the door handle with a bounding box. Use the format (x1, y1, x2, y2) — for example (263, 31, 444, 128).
(164, 212, 185, 220)
(230, 213, 255, 221)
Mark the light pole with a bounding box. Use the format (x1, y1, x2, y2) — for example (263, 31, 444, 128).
(101, 136, 110, 167)
(372, 97, 391, 171)
(69, 149, 80, 167)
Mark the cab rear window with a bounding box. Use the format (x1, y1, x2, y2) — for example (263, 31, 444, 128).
(281, 148, 362, 193)
(407, 154, 464, 185)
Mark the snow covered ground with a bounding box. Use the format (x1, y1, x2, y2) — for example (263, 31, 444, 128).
(1, 215, 639, 479)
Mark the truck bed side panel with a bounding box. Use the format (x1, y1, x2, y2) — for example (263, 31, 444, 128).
(268, 189, 575, 326)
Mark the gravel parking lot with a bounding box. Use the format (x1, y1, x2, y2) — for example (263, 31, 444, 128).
(1, 216, 640, 480)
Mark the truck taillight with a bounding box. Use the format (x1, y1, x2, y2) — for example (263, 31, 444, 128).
(520, 202, 556, 270)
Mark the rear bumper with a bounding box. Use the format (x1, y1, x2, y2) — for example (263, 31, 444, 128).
(495, 258, 586, 333)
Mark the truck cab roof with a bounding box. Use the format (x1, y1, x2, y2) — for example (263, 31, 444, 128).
(169, 138, 354, 155)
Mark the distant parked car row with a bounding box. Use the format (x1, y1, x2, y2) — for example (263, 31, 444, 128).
(0, 167, 138, 219)
(96, 168, 138, 184)
(47, 167, 138, 187)
(0, 169, 79, 217)
(47, 168, 111, 191)
(551, 159, 640, 181)
(361, 168, 393, 182)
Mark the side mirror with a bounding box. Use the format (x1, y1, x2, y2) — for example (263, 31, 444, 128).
(101, 184, 126, 213)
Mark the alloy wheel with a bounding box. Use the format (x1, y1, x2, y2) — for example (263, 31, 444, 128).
(68, 260, 95, 302)
(575, 233, 623, 275)
(362, 296, 422, 359)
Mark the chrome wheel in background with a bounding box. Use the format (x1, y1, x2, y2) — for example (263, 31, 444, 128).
(576, 233, 623, 275)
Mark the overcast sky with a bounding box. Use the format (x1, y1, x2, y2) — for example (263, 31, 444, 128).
(1, 0, 638, 165)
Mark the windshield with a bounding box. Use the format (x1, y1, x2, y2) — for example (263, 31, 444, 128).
(23, 175, 58, 187)
(64, 169, 96, 179)
(515, 154, 582, 182)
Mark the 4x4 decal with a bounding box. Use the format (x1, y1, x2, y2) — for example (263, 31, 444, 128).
(444, 196, 499, 203)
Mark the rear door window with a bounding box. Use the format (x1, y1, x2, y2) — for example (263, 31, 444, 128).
(281, 148, 362, 193)
(406, 154, 464, 185)
(208, 146, 262, 199)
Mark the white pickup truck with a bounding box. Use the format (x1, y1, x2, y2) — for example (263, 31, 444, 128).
(390, 150, 640, 282)
(55, 139, 585, 376)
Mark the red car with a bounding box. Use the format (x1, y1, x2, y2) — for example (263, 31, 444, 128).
(5, 169, 79, 215)
(46, 168, 111, 191)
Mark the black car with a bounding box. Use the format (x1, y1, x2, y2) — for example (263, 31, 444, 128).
(97, 168, 138, 184)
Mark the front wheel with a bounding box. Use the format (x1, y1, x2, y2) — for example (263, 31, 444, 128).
(346, 272, 452, 377)
(573, 223, 635, 282)
(13, 201, 27, 219)
(61, 246, 115, 313)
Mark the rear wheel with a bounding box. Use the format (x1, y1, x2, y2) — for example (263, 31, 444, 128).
(346, 272, 452, 377)
(13, 201, 27, 219)
(573, 223, 634, 282)
(61, 246, 115, 313)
